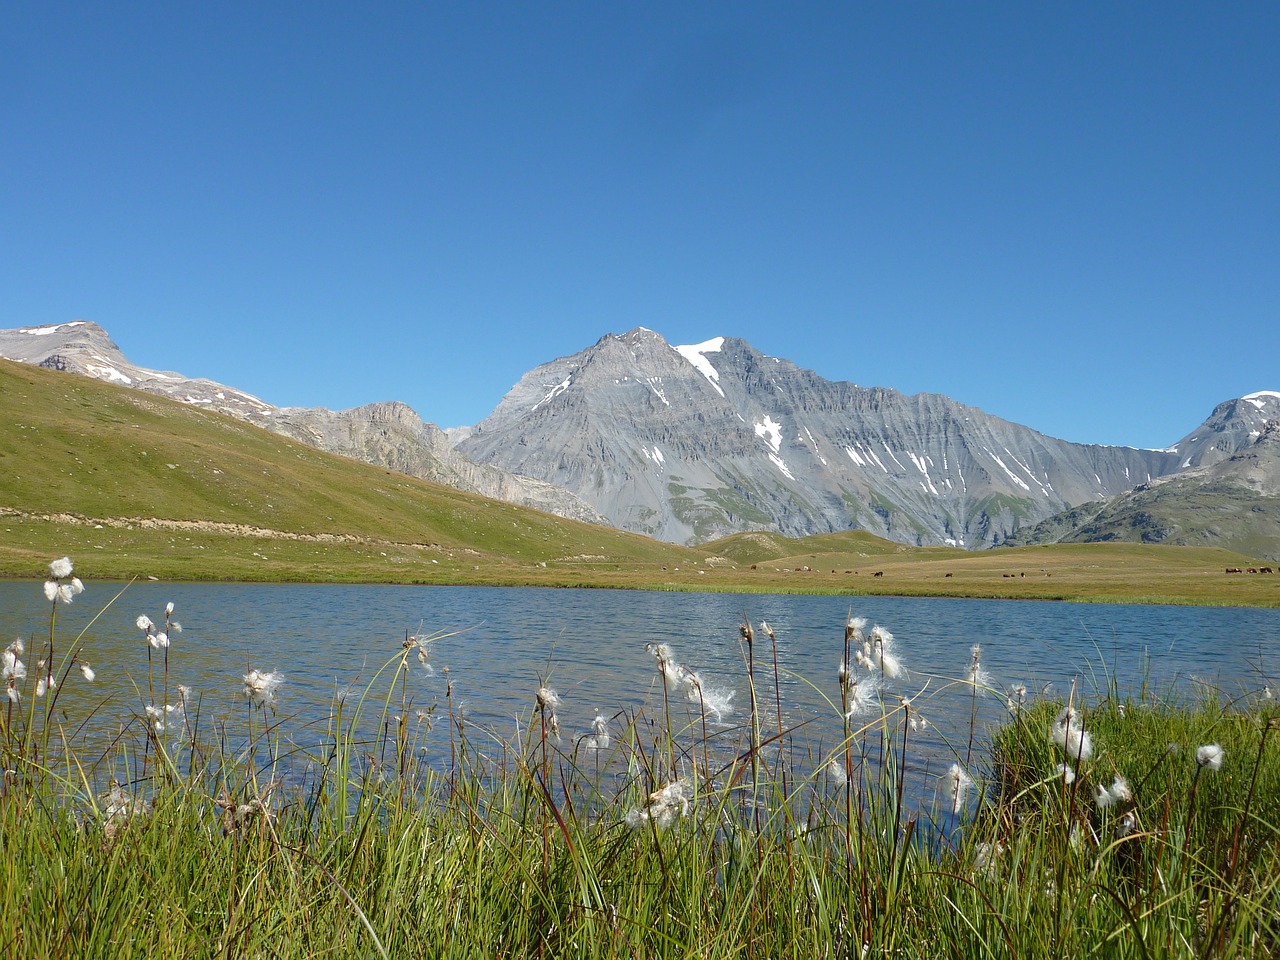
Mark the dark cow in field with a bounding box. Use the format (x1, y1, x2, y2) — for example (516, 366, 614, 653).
(1226, 568, 1243, 574)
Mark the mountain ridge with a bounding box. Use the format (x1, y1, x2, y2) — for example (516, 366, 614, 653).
(5, 320, 1278, 554)
(459, 327, 1256, 546)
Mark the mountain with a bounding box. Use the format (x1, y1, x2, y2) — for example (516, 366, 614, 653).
(1165, 393, 1280, 469)
(456, 328, 1185, 546)
(1006, 420, 1280, 560)
(0, 321, 604, 524)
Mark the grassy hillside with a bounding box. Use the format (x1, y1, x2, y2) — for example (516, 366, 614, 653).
(3, 358, 1278, 605)
(0, 359, 699, 582)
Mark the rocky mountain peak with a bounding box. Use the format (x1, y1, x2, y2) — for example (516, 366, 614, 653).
(458, 328, 1186, 545)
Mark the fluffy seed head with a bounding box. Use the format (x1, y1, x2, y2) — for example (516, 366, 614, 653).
(1196, 743, 1225, 771)
(48, 557, 73, 579)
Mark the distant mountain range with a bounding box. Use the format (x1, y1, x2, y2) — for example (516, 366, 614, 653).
(4, 320, 1279, 557)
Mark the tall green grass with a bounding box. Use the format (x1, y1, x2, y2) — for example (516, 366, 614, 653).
(2, 558, 1278, 958)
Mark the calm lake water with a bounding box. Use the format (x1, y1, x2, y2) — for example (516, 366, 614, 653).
(4, 580, 1277, 787)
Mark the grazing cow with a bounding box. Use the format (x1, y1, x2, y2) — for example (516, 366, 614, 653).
(944, 572, 953, 578)
(1261, 567, 1274, 574)
(873, 571, 884, 577)
(1226, 567, 1243, 574)
(1248, 568, 1259, 574)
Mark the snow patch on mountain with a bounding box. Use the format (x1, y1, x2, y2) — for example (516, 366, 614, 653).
(675, 338, 726, 397)
(754, 415, 783, 454)
(533, 375, 572, 412)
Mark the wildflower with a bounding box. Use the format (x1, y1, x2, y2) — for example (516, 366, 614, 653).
(136, 615, 154, 631)
(35, 667, 55, 697)
(44, 558, 83, 604)
(1051, 705, 1093, 763)
(625, 780, 691, 830)
(1196, 743, 1225, 771)
(945, 763, 974, 815)
(974, 841, 1004, 879)
(1006, 683, 1028, 715)
(79, 662, 95, 682)
(1054, 763, 1076, 785)
(965, 644, 991, 689)
(165, 601, 174, 617)
(909, 714, 930, 732)
(5, 642, 28, 702)
(243, 669, 284, 710)
(846, 615, 867, 643)
(149, 632, 169, 650)
(825, 757, 848, 786)
(218, 784, 277, 837)
(1108, 774, 1132, 803)
(536, 686, 561, 739)
(868, 625, 903, 679)
(1115, 811, 1138, 839)
(583, 713, 611, 750)
(844, 671, 880, 719)
(144, 704, 168, 732)
(103, 779, 151, 839)
(685, 671, 734, 722)
(3, 644, 26, 683)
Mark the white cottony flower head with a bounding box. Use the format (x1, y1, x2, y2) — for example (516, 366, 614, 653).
(1094, 774, 1132, 808)
(584, 713, 611, 750)
(946, 763, 974, 815)
(626, 780, 691, 830)
(165, 601, 175, 616)
(1051, 706, 1093, 763)
(686, 676, 734, 722)
(1054, 763, 1077, 784)
(1108, 775, 1132, 804)
(535, 686, 562, 710)
(1196, 743, 1225, 771)
(43, 581, 59, 602)
(149, 632, 169, 650)
(2, 647, 26, 684)
(79, 662, 95, 682)
(243, 670, 284, 709)
(826, 757, 848, 786)
(136, 615, 154, 632)
(844, 672, 881, 719)
(48, 557, 74, 580)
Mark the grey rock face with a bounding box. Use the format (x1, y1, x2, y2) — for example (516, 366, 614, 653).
(0, 321, 604, 525)
(1164, 393, 1280, 469)
(458, 328, 1186, 546)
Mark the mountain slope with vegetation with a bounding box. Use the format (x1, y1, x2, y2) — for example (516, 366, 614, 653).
(0, 358, 697, 583)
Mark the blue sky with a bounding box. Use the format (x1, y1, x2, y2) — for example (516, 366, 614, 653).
(3, 3, 1277, 448)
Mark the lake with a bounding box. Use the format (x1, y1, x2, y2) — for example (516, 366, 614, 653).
(3, 580, 1277, 792)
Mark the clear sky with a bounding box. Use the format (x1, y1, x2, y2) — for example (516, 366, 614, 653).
(3, 3, 1277, 448)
